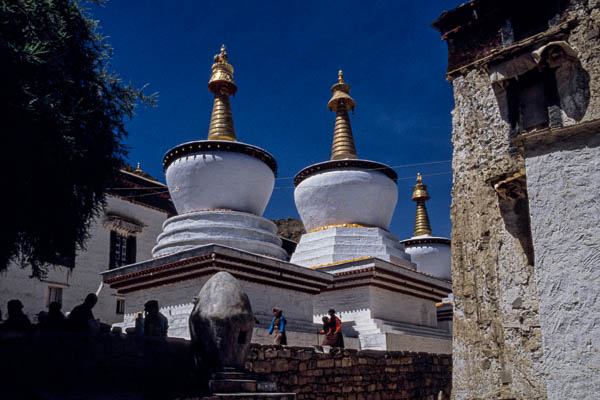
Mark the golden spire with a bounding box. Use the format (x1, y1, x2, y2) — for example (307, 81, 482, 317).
(327, 69, 357, 160)
(136, 162, 141, 172)
(412, 173, 432, 236)
(207, 45, 237, 141)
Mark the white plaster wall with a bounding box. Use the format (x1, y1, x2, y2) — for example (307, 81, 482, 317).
(314, 286, 372, 319)
(525, 132, 600, 400)
(384, 332, 452, 354)
(369, 286, 438, 328)
(404, 240, 452, 281)
(121, 276, 316, 339)
(314, 285, 437, 328)
(294, 167, 397, 232)
(0, 196, 168, 325)
(166, 150, 274, 216)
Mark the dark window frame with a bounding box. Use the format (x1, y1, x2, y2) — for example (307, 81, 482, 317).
(47, 286, 63, 307)
(109, 231, 136, 269)
(506, 66, 560, 135)
(116, 299, 125, 315)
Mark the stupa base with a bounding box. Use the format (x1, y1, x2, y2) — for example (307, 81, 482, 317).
(290, 226, 412, 268)
(151, 211, 287, 260)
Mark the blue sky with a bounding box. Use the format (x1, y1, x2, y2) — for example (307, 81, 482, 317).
(89, 0, 464, 240)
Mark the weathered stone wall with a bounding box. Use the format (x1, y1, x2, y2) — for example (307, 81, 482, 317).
(449, 68, 546, 400)
(245, 344, 452, 400)
(442, 1, 600, 399)
(524, 131, 600, 399)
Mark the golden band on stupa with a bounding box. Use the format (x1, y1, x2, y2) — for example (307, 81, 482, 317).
(328, 70, 358, 160)
(207, 45, 237, 141)
(412, 173, 432, 236)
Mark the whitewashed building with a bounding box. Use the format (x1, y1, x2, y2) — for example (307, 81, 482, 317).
(0, 168, 175, 324)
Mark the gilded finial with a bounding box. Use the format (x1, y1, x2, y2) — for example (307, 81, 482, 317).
(136, 162, 141, 172)
(412, 173, 432, 236)
(207, 44, 237, 141)
(328, 70, 357, 160)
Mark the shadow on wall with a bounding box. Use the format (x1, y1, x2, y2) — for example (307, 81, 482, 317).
(498, 196, 535, 266)
(492, 170, 535, 267)
(557, 56, 590, 122)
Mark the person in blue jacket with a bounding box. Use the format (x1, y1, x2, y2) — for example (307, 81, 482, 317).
(268, 307, 287, 345)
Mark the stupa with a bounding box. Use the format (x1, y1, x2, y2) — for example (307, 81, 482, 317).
(290, 70, 411, 268)
(152, 46, 287, 261)
(400, 174, 451, 281)
(101, 62, 452, 352)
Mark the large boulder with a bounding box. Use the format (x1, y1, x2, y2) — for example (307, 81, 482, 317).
(189, 272, 254, 370)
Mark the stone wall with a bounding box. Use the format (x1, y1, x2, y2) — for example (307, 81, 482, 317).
(438, 1, 600, 399)
(449, 68, 546, 400)
(245, 344, 452, 400)
(0, 334, 452, 399)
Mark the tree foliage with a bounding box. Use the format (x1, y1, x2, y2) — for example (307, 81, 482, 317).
(0, 0, 155, 277)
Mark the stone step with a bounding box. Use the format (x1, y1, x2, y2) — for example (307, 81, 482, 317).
(378, 320, 451, 339)
(209, 379, 278, 394)
(209, 380, 258, 393)
(204, 393, 296, 400)
(212, 371, 262, 381)
(353, 319, 451, 340)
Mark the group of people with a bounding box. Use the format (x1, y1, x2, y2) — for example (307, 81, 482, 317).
(267, 307, 344, 348)
(3, 296, 342, 347)
(0, 293, 100, 334)
(0, 295, 168, 338)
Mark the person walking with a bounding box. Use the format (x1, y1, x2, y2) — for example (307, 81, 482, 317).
(67, 293, 98, 333)
(143, 300, 168, 337)
(321, 309, 344, 348)
(268, 307, 287, 345)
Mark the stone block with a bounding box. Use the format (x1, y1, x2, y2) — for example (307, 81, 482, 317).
(272, 359, 289, 372)
(252, 361, 272, 373)
(342, 357, 354, 367)
(316, 359, 334, 368)
(278, 349, 292, 358)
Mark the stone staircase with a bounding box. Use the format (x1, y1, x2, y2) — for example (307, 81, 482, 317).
(200, 368, 296, 400)
(354, 318, 450, 339)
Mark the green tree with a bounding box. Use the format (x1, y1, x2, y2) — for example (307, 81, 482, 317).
(0, 0, 155, 277)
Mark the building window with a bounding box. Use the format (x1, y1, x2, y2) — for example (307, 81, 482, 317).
(47, 286, 63, 307)
(116, 299, 125, 315)
(506, 67, 560, 134)
(109, 231, 136, 269)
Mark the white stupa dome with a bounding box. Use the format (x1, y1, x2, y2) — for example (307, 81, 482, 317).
(151, 46, 286, 260)
(294, 160, 397, 232)
(164, 141, 276, 216)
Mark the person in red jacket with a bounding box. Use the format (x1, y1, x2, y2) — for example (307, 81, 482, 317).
(319, 309, 344, 348)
